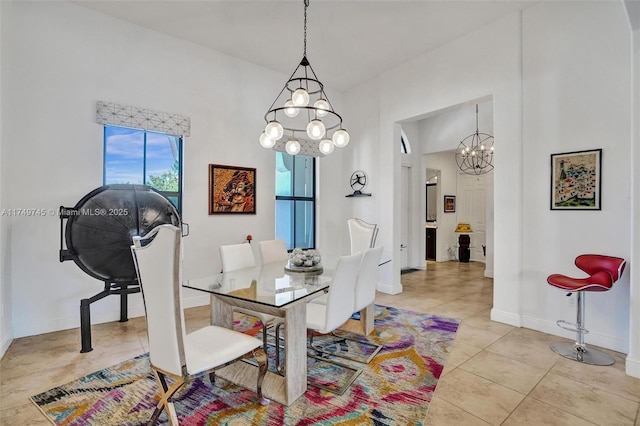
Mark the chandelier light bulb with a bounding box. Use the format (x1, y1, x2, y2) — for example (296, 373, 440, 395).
(284, 100, 299, 118)
(292, 88, 310, 107)
(318, 138, 335, 155)
(313, 99, 330, 117)
(332, 129, 350, 147)
(259, 132, 276, 149)
(480, 144, 485, 150)
(265, 120, 284, 140)
(285, 139, 301, 155)
(491, 146, 495, 151)
(306, 119, 326, 140)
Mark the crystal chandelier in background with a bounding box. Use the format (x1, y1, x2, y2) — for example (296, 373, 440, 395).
(259, 0, 349, 157)
(455, 104, 494, 175)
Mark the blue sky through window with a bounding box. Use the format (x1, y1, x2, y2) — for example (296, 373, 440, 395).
(104, 126, 179, 188)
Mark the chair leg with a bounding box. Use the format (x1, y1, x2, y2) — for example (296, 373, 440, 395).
(253, 348, 270, 405)
(551, 291, 614, 365)
(150, 369, 186, 426)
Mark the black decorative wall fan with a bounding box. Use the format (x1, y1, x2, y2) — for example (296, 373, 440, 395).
(59, 184, 183, 352)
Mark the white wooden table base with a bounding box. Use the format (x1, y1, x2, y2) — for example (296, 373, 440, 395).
(210, 294, 307, 406)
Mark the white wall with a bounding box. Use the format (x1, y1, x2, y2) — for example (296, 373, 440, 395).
(341, 77, 397, 292)
(345, 1, 637, 373)
(0, 1, 347, 343)
(0, 1, 12, 356)
(627, 26, 640, 377)
(520, 1, 632, 353)
(347, 10, 524, 311)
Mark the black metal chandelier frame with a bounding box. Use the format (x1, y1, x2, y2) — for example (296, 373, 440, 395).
(261, 0, 348, 155)
(263, 58, 344, 136)
(455, 104, 495, 175)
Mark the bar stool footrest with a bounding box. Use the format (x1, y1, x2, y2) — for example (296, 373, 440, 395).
(556, 320, 589, 335)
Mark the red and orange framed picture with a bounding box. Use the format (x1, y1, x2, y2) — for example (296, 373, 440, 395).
(209, 164, 256, 214)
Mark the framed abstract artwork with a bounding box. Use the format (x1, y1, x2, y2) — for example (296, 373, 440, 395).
(550, 149, 601, 210)
(444, 195, 456, 213)
(209, 164, 256, 214)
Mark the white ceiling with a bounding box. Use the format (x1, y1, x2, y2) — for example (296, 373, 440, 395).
(73, 0, 539, 91)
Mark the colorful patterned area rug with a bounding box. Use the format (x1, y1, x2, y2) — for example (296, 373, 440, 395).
(31, 305, 459, 425)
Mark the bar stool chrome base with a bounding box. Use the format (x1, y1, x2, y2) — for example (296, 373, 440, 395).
(550, 342, 614, 366)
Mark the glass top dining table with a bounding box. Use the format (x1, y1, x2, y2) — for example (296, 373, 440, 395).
(183, 261, 332, 308)
(182, 259, 336, 406)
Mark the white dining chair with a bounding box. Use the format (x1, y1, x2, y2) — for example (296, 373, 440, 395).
(304, 252, 363, 392)
(131, 225, 269, 425)
(219, 242, 282, 349)
(347, 218, 379, 254)
(354, 246, 383, 314)
(258, 239, 289, 264)
(307, 247, 384, 363)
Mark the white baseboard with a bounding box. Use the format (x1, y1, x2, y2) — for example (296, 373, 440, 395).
(0, 335, 12, 360)
(625, 356, 640, 379)
(491, 308, 522, 327)
(12, 294, 211, 339)
(484, 268, 494, 278)
(522, 315, 628, 354)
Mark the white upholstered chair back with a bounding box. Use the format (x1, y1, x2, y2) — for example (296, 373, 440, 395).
(220, 242, 256, 272)
(354, 246, 383, 312)
(347, 218, 379, 254)
(131, 224, 185, 377)
(321, 252, 362, 334)
(258, 239, 289, 264)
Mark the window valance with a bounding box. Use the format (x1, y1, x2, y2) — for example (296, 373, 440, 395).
(96, 101, 191, 137)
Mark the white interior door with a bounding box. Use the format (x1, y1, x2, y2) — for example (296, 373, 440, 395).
(458, 174, 486, 262)
(400, 165, 410, 269)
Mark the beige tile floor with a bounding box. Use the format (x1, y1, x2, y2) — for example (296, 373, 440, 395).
(1, 261, 639, 425)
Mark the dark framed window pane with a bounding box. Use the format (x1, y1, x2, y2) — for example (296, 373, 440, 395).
(275, 152, 315, 250)
(104, 127, 144, 184)
(275, 152, 293, 197)
(275, 199, 294, 249)
(103, 125, 182, 213)
(293, 200, 314, 249)
(293, 156, 314, 197)
(145, 132, 180, 193)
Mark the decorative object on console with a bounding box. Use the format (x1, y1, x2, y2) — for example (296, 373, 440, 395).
(454, 223, 473, 263)
(550, 149, 602, 210)
(209, 164, 256, 215)
(346, 170, 372, 197)
(259, 0, 350, 157)
(455, 104, 494, 175)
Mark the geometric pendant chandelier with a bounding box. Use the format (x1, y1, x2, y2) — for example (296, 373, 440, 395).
(455, 104, 494, 175)
(259, 0, 349, 157)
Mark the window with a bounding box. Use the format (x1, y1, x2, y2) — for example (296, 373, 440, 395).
(400, 129, 411, 154)
(275, 152, 315, 250)
(103, 125, 183, 211)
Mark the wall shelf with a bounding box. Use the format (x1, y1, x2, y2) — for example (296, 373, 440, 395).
(346, 190, 372, 197)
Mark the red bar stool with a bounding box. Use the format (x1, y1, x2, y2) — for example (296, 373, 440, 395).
(547, 254, 626, 365)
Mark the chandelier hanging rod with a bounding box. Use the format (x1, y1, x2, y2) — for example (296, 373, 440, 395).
(259, 0, 350, 156)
